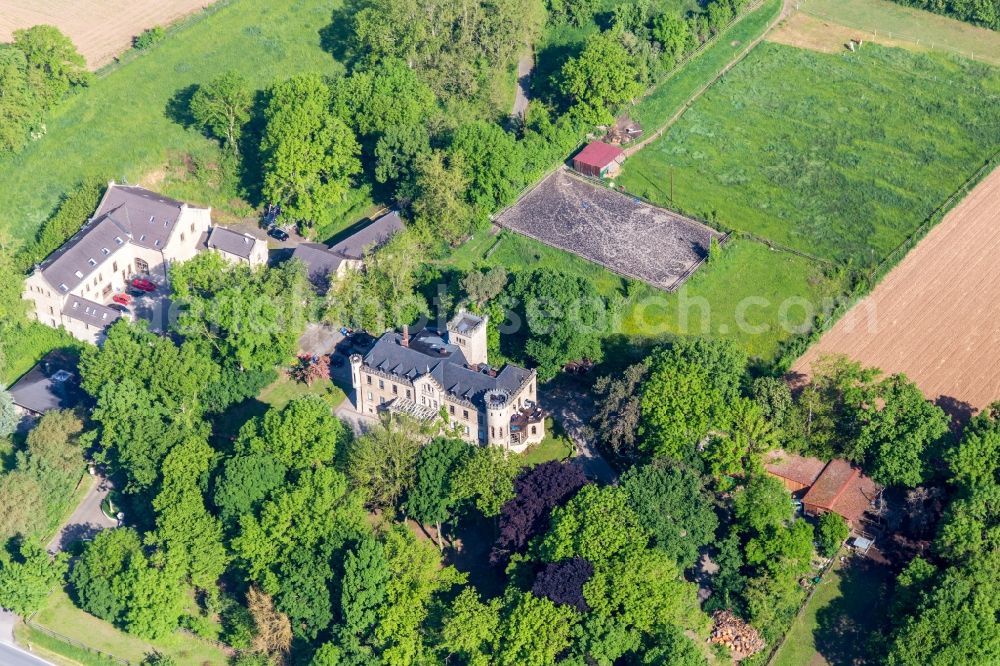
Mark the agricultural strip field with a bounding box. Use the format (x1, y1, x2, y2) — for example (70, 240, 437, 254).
(618, 41, 1000, 267)
(0, 0, 220, 69)
(799, 0, 1000, 65)
(0, 0, 349, 246)
(495, 168, 722, 291)
(793, 166, 1000, 413)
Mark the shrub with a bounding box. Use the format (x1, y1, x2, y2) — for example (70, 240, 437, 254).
(133, 26, 166, 50)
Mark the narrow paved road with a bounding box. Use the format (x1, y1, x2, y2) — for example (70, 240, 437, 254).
(47, 473, 117, 553)
(540, 385, 618, 484)
(512, 53, 533, 118)
(0, 643, 58, 666)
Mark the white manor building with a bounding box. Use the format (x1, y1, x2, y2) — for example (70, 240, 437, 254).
(350, 311, 545, 453)
(22, 183, 213, 344)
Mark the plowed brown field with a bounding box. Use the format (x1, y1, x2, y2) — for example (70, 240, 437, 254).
(0, 0, 216, 69)
(793, 166, 1000, 414)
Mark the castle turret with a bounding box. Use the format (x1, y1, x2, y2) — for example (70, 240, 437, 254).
(447, 309, 488, 366)
(485, 388, 514, 449)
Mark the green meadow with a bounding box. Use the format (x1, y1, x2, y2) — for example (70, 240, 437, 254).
(620, 42, 1000, 266)
(0, 0, 347, 245)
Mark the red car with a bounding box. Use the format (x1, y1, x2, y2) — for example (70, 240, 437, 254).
(131, 278, 156, 293)
(112, 293, 131, 305)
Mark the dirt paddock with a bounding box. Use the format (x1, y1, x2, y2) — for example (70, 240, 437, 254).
(768, 12, 918, 55)
(495, 167, 722, 291)
(793, 166, 1000, 416)
(0, 0, 217, 69)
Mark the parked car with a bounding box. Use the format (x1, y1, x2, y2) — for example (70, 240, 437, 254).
(112, 293, 131, 305)
(109, 303, 131, 314)
(267, 226, 290, 241)
(127, 287, 146, 298)
(131, 277, 156, 293)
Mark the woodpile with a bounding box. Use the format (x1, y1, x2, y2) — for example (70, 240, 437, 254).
(709, 610, 765, 660)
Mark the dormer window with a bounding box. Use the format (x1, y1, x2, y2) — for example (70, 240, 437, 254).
(87, 258, 97, 266)
(72, 301, 79, 309)
(74, 270, 83, 278)
(149, 216, 155, 223)
(101, 248, 110, 255)
(114, 236, 124, 245)
(139, 234, 146, 242)
(154, 239, 161, 247)
(59, 283, 68, 292)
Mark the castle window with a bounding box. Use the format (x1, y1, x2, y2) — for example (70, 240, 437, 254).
(449, 405, 454, 415)
(531, 426, 537, 435)
(392, 385, 398, 395)
(463, 409, 469, 419)
(406, 389, 411, 399)
(366, 375, 372, 385)
(378, 379, 384, 390)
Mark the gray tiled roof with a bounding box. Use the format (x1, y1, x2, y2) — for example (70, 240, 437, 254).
(329, 211, 403, 260)
(363, 328, 531, 409)
(207, 226, 260, 259)
(38, 183, 198, 292)
(61, 295, 122, 327)
(40, 215, 132, 292)
(8, 352, 82, 414)
(291, 243, 347, 283)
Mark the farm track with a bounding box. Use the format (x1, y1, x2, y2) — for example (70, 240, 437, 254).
(793, 167, 1000, 414)
(0, 0, 220, 69)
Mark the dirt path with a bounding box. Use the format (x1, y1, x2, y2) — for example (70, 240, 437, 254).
(793, 166, 1000, 416)
(623, 0, 794, 158)
(512, 53, 533, 119)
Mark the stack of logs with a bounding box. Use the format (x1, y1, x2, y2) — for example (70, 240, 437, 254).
(709, 610, 765, 660)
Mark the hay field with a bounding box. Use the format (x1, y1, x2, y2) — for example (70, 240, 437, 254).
(0, 0, 218, 69)
(794, 166, 1000, 414)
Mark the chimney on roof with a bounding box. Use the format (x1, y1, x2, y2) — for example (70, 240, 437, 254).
(401, 325, 409, 347)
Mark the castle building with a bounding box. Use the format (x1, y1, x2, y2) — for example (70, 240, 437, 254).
(350, 311, 545, 452)
(22, 183, 212, 344)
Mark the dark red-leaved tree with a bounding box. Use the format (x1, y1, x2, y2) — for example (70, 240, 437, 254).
(490, 461, 586, 565)
(532, 556, 594, 612)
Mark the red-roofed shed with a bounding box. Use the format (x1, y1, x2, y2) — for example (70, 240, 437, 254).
(573, 141, 625, 178)
(802, 459, 881, 527)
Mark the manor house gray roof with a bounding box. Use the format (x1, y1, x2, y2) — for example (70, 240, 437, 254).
(38, 183, 196, 292)
(362, 327, 531, 408)
(329, 211, 404, 259)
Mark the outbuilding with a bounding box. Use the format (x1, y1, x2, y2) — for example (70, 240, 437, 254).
(572, 141, 625, 178)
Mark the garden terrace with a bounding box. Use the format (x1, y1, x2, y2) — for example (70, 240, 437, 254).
(495, 168, 722, 291)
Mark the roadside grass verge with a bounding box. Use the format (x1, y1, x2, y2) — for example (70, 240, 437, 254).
(0, 0, 346, 246)
(800, 0, 1000, 64)
(619, 42, 1000, 266)
(770, 555, 893, 666)
(29, 588, 228, 665)
(16, 623, 121, 666)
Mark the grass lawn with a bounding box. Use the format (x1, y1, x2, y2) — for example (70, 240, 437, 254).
(520, 418, 575, 466)
(619, 42, 1000, 267)
(214, 373, 348, 439)
(771, 555, 893, 666)
(0, 0, 350, 246)
(801, 0, 1000, 64)
(448, 230, 844, 360)
(630, 0, 782, 130)
(27, 588, 228, 666)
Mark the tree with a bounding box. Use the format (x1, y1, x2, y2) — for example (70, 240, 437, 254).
(0, 386, 18, 437)
(733, 474, 793, 534)
(70, 528, 184, 638)
(339, 535, 390, 637)
(150, 436, 228, 590)
(509, 268, 609, 380)
(652, 13, 693, 70)
(410, 150, 473, 246)
(213, 452, 287, 524)
(248, 586, 293, 661)
(532, 557, 594, 612)
(592, 361, 649, 456)
(25, 409, 84, 476)
(140, 653, 177, 666)
(640, 338, 746, 460)
(238, 396, 348, 471)
(815, 512, 848, 557)
(261, 74, 361, 229)
(550, 0, 601, 27)
(406, 438, 470, 547)
(450, 121, 525, 212)
(346, 414, 425, 510)
(704, 397, 776, 479)
(561, 32, 642, 125)
(462, 266, 508, 308)
(621, 460, 719, 569)
(0, 538, 68, 616)
(858, 374, 950, 487)
(333, 59, 435, 137)
(12, 25, 91, 107)
(492, 461, 586, 564)
(190, 71, 253, 155)
(440, 588, 501, 666)
(538, 485, 649, 563)
(450, 445, 519, 517)
(495, 591, 579, 666)
(0, 46, 41, 154)
(0, 472, 44, 540)
(374, 122, 431, 196)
